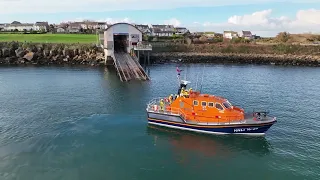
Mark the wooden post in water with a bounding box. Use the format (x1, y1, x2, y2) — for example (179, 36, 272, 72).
(147, 51, 150, 66)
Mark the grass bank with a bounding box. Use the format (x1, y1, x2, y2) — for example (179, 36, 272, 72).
(0, 34, 97, 44)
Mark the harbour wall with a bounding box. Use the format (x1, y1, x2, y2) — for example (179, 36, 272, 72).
(0, 42, 319, 66)
(149, 43, 320, 66)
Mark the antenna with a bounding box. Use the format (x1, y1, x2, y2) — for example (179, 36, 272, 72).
(199, 64, 205, 93)
(184, 65, 187, 81)
(195, 72, 199, 91)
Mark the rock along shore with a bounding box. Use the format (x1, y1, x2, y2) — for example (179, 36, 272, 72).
(150, 52, 320, 66)
(0, 42, 105, 66)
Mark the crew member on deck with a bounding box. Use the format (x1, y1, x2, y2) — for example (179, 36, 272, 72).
(180, 87, 185, 97)
(160, 99, 164, 111)
(183, 89, 189, 98)
(169, 94, 173, 104)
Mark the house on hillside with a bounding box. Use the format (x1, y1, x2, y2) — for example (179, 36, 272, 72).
(97, 22, 107, 30)
(4, 21, 34, 31)
(34, 22, 49, 32)
(135, 24, 152, 35)
(214, 33, 223, 38)
(68, 22, 81, 33)
(239, 30, 253, 39)
(0, 24, 5, 31)
(204, 32, 215, 39)
(223, 31, 238, 39)
(151, 25, 175, 37)
(175, 27, 189, 35)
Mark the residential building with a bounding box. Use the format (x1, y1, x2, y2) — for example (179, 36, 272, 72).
(97, 22, 107, 30)
(151, 24, 175, 37)
(68, 22, 81, 33)
(34, 22, 49, 32)
(135, 24, 152, 35)
(214, 33, 223, 38)
(175, 27, 189, 35)
(0, 24, 5, 31)
(223, 31, 238, 39)
(203, 32, 215, 38)
(56, 27, 66, 33)
(239, 30, 253, 39)
(4, 21, 34, 31)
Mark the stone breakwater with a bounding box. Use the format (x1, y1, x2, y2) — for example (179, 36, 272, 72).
(151, 52, 320, 66)
(1, 42, 320, 67)
(0, 42, 105, 66)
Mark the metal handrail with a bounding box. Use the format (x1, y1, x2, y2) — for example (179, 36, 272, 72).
(135, 44, 152, 50)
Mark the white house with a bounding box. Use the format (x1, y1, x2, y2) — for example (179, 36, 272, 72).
(135, 25, 152, 35)
(33, 22, 49, 32)
(97, 22, 108, 30)
(204, 32, 215, 38)
(4, 23, 34, 31)
(56, 27, 66, 33)
(2, 21, 49, 32)
(223, 31, 238, 39)
(239, 30, 253, 39)
(68, 22, 81, 33)
(175, 27, 189, 35)
(151, 25, 175, 37)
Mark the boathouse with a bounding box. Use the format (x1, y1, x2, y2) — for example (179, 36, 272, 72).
(104, 23, 143, 56)
(102, 23, 152, 82)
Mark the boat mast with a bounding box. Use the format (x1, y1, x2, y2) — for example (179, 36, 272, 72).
(199, 64, 205, 93)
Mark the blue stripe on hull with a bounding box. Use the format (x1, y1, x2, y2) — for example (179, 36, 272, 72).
(148, 118, 275, 135)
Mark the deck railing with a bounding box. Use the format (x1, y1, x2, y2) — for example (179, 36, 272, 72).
(134, 44, 152, 50)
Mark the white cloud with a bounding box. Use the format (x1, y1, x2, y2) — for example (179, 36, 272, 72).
(0, 0, 319, 14)
(189, 9, 320, 37)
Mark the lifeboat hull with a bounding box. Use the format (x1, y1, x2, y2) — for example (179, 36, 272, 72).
(147, 112, 276, 136)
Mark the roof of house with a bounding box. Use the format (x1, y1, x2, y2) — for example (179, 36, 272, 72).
(152, 24, 174, 28)
(175, 27, 187, 30)
(11, 21, 21, 24)
(68, 22, 82, 28)
(9, 23, 34, 27)
(242, 30, 252, 36)
(35, 22, 49, 26)
(153, 29, 175, 33)
(224, 30, 237, 34)
(135, 24, 149, 28)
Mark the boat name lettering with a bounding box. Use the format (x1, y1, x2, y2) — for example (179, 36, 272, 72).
(234, 127, 258, 132)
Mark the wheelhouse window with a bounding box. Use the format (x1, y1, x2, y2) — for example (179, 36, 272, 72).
(216, 103, 224, 111)
(223, 101, 232, 109)
(201, 101, 207, 106)
(208, 102, 214, 107)
(193, 100, 199, 106)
